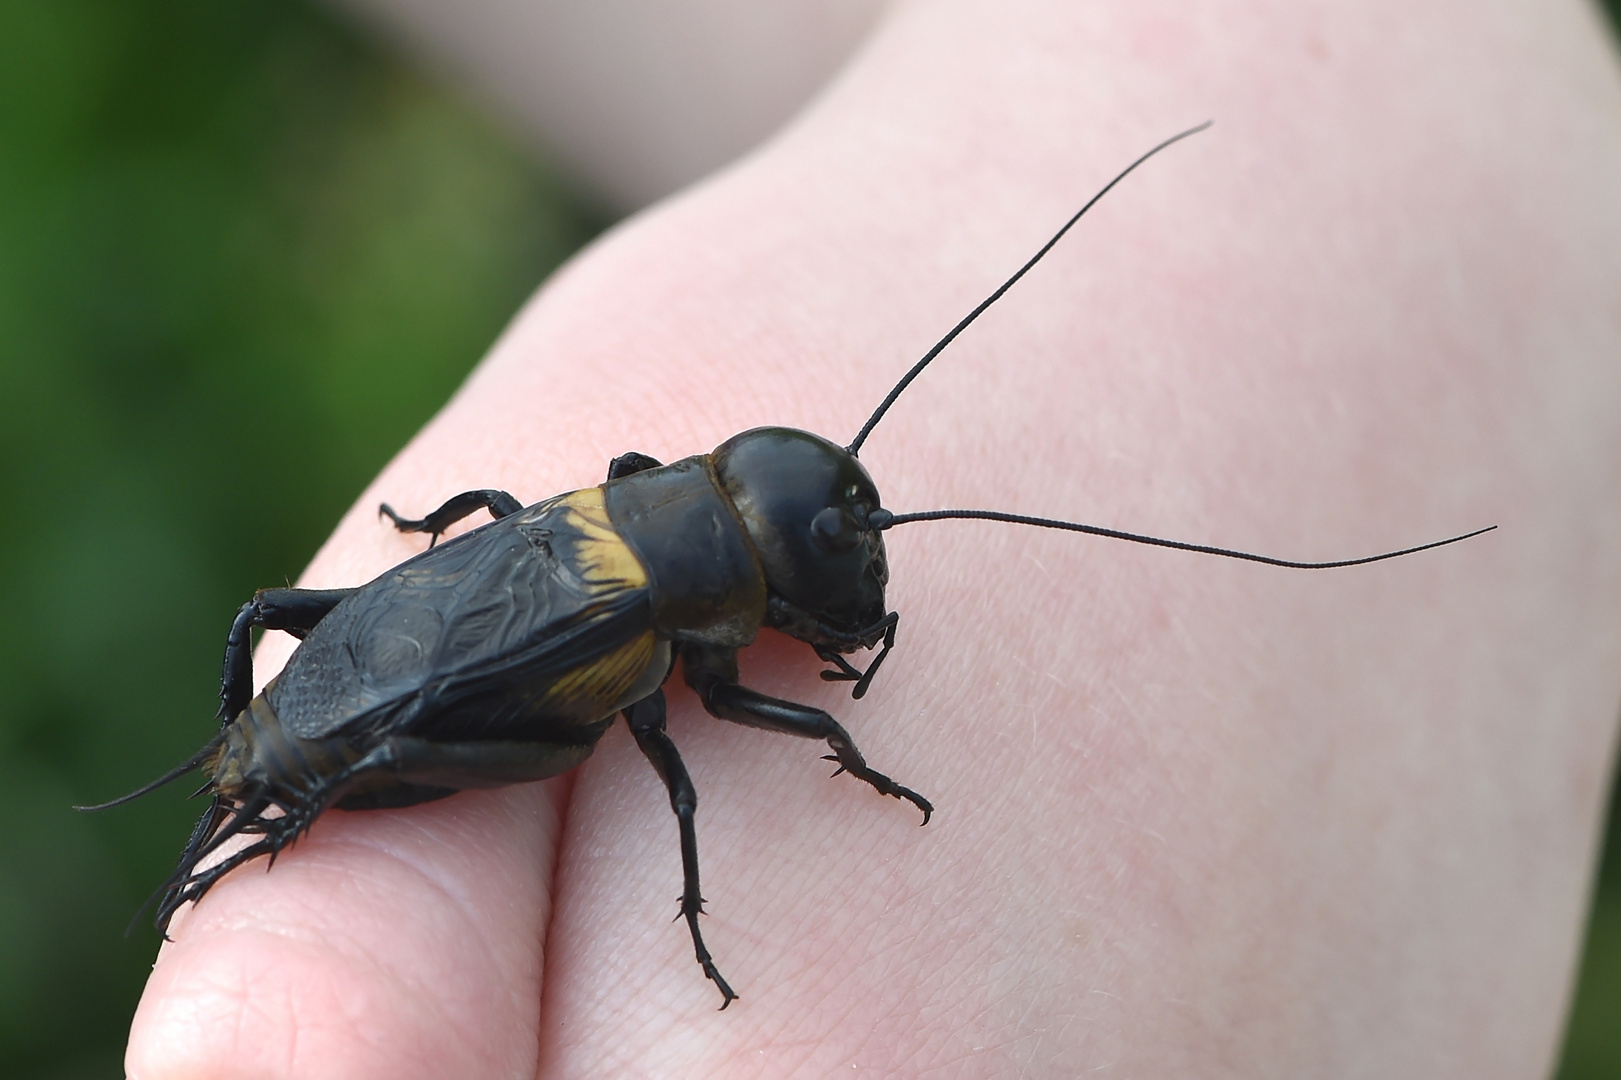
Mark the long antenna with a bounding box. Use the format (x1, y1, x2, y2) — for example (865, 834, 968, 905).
(871, 509, 1495, 569)
(846, 121, 1212, 456)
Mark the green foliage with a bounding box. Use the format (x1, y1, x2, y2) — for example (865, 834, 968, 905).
(1558, 774, 1621, 1080)
(0, 0, 602, 1074)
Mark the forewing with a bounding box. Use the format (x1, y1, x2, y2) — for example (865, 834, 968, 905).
(270, 489, 655, 740)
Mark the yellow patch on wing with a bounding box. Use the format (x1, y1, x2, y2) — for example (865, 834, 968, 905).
(537, 629, 659, 716)
(558, 487, 648, 590)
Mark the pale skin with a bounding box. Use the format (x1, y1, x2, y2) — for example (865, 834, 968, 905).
(125, 0, 1621, 1076)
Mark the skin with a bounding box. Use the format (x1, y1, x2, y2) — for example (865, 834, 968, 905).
(126, 0, 1621, 1076)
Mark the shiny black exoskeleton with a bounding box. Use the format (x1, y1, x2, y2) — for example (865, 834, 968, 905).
(112, 427, 927, 1009)
(86, 124, 1492, 1008)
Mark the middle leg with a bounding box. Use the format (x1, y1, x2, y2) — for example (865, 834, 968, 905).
(379, 488, 524, 546)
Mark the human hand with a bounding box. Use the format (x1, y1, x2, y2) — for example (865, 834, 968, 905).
(126, 1, 1621, 1075)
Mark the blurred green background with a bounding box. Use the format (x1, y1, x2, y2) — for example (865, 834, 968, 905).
(0, 1, 1615, 1076)
(0, 1, 607, 1075)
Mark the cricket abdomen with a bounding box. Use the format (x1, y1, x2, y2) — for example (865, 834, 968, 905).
(209, 691, 358, 804)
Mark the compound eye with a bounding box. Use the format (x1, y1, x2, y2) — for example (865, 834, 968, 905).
(810, 506, 863, 553)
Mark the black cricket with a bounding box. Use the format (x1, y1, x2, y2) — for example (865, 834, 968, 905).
(85, 124, 1491, 1008)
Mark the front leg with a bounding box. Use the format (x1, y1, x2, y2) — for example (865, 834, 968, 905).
(814, 612, 899, 700)
(683, 646, 932, 823)
(766, 595, 900, 700)
(624, 689, 738, 1008)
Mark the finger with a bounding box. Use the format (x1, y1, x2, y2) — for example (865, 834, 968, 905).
(513, 0, 1621, 1072)
(124, 483, 581, 1080)
(125, 784, 566, 1080)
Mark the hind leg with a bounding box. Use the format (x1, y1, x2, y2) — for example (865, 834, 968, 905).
(76, 589, 352, 814)
(624, 689, 737, 1008)
(154, 735, 603, 931)
(154, 790, 279, 934)
(219, 587, 355, 722)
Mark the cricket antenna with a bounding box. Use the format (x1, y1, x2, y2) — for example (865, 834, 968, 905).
(846, 121, 1212, 456)
(867, 508, 1496, 569)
